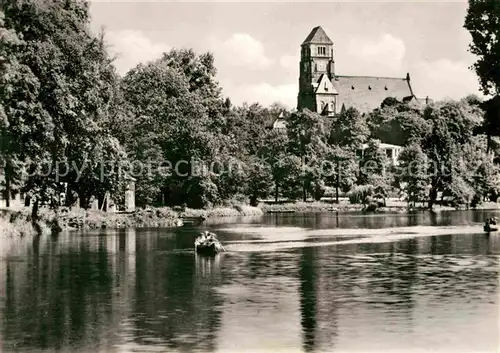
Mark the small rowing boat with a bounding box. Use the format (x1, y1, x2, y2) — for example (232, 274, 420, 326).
(484, 217, 499, 233)
(194, 231, 225, 255)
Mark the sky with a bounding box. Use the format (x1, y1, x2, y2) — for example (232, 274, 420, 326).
(88, 0, 482, 108)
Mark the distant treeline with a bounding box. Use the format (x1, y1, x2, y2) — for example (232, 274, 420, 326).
(1, 0, 499, 217)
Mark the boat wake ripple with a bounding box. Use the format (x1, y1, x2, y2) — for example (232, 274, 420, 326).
(218, 225, 487, 253)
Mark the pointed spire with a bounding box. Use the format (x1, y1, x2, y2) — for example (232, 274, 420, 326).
(302, 26, 333, 45)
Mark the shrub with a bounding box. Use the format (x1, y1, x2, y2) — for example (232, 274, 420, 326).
(155, 207, 177, 219)
(363, 202, 378, 213)
(0, 211, 51, 236)
(348, 185, 375, 204)
(222, 194, 249, 207)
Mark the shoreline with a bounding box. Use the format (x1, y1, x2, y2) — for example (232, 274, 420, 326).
(259, 200, 500, 214)
(2, 201, 500, 236)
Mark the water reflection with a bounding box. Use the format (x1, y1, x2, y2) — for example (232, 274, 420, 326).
(256, 209, 500, 230)
(0, 211, 499, 353)
(2, 232, 116, 352)
(131, 229, 223, 352)
(299, 247, 318, 352)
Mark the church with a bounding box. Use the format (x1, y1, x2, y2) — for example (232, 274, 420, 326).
(296, 26, 429, 116)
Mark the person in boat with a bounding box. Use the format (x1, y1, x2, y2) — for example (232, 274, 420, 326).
(197, 231, 217, 243)
(485, 217, 498, 231)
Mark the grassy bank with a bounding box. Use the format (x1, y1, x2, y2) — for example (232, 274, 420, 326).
(0, 209, 53, 237)
(259, 201, 357, 213)
(180, 205, 263, 218)
(2, 199, 499, 235)
(259, 199, 500, 214)
(1, 205, 263, 234)
(259, 201, 408, 214)
(259, 201, 407, 213)
(58, 204, 263, 231)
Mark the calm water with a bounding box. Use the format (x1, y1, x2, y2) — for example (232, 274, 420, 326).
(1, 210, 499, 353)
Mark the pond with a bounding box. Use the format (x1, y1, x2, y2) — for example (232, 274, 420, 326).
(0, 210, 499, 353)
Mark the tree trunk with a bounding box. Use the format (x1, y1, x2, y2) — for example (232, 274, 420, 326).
(31, 199, 39, 221)
(336, 160, 340, 204)
(275, 182, 279, 203)
(302, 179, 307, 202)
(4, 165, 11, 208)
(78, 191, 87, 209)
(428, 186, 438, 210)
(65, 189, 77, 207)
(314, 182, 321, 201)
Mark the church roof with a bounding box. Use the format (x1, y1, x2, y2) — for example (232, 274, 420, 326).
(302, 26, 333, 46)
(333, 75, 415, 113)
(265, 110, 290, 129)
(315, 74, 339, 95)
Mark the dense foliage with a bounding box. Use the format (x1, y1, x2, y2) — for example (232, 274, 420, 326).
(1, 0, 126, 218)
(465, 0, 500, 150)
(464, 0, 500, 96)
(1, 0, 499, 214)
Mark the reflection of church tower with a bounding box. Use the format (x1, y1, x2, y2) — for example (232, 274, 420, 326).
(299, 247, 317, 352)
(297, 26, 338, 117)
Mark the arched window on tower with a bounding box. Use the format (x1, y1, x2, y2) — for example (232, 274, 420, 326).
(317, 46, 326, 56)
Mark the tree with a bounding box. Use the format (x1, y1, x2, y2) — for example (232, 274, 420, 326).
(0, 9, 27, 207)
(323, 146, 358, 203)
(461, 135, 500, 205)
(479, 96, 500, 152)
(227, 103, 273, 156)
(328, 107, 369, 148)
(243, 156, 273, 206)
(278, 155, 304, 201)
(324, 107, 368, 200)
(358, 139, 388, 186)
(287, 109, 331, 201)
(368, 99, 430, 146)
(396, 143, 429, 207)
(464, 0, 500, 96)
(160, 49, 221, 97)
(445, 175, 475, 209)
(260, 129, 296, 202)
(1, 0, 126, 218)
(121, 48, 237, 208)
(473, 158, 500, 203)
(465, 1, 500, 152)
(421, 100, 483, 208)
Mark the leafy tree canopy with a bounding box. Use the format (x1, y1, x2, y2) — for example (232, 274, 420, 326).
(464, 0, 500, 96)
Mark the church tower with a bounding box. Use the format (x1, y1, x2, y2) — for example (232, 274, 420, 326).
(297, 26, 338, 116)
